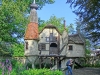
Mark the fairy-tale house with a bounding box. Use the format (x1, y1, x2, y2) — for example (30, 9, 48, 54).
(24, 1, 85, 69)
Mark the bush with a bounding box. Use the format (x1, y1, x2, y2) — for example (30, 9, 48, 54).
(0, 69, 2, 75)
(35, 63, 52, 69)
(11, 69, 63, 75)
(83, 63, 100, 67)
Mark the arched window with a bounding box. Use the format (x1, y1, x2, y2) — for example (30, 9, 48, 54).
(50, 43, 57, 47)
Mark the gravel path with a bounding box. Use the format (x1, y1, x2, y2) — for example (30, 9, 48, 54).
(63, 67, 100, 75)
(73, 67, 100, 75)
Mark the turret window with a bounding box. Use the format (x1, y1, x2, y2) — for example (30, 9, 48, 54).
(26, 42, 28, 49)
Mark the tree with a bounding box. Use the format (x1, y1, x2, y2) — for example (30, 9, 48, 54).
(39, 15, 76, 34)
(85, 39, 91, 55)
(67, 23, 75, 34)
(66, 0, 100, 45)
(12, 43, 24, 57)
(39, 15, 66, 33)
(0, 0, 54, 56)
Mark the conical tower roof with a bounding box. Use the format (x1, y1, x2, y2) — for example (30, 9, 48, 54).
(24, 0, 39, 40)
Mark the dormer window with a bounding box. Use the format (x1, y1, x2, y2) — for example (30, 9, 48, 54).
(26, 42, 28, 49)
(69, 45, 73, 50)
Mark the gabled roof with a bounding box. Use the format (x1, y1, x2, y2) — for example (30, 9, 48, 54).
(24, 22, 39, 40)
(39, 24, 62, 35)
(68, 33, 85, 44)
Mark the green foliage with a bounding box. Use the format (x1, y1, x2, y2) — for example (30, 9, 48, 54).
(0, 0, 28, 42)
(0, 0, 54, 56)
(39, 15, 76, 34)
(83, 63, 100, 68)
(66, 0, 100, 44)
(85, 49, 91, 55)
(0, 0, 28, 56)
(67, 23, 75, 34)
(39, 15, 68, 33)
(11, 69, 63, 75)
(26, 63, 32, 69)
(85, 39, 91, 55)
(46, 16, 65, 33)
(9, 60, 63, 75)
(11, 59, 25, 75)
(0, 42, 12, 56)
(12, 43, 24, 57)
(0, 69, 2, 75)
(35, 63, 52, 69)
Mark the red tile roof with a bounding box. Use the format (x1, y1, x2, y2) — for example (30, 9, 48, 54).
(24, 22, 39, 40)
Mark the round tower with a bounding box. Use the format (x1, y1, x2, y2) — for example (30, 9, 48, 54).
(24, 0, 39, 68)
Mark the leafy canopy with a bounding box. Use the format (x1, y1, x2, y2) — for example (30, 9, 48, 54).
(39, 15, 76, 35)
(39, 15, 67, 33)
(0, 0, 54, 56)
(66, 0, 100, 45)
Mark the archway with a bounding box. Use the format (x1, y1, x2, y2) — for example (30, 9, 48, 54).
(50, 43, 57, 47)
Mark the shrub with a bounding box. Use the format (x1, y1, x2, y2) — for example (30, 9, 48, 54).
(11, 69, 63, 75)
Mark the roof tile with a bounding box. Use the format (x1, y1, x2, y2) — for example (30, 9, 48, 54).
(24, 22, 38, 40)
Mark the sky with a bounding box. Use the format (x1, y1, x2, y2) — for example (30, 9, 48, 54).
(37, 0, 78, 26)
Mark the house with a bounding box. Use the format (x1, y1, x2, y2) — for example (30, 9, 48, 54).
(24, 1, 85, 69)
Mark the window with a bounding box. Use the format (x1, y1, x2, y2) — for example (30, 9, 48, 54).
(50, 33, 53, 41)
(26, 42, 28, 49)
(41, 44, 45, 50)
(46, 37, 49, 42)
(38, 43, 46, 50)
(69, 45, 73, 50)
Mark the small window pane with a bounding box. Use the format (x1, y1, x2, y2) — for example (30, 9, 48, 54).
(69, 45, 73, 50)
(46, 37, 49, 42)
(38, 43, 46, 50)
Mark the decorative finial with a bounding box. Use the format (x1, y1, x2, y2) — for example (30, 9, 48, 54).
(30, 0, 38, 10)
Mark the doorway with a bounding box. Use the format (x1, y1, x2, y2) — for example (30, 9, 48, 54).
(49, 43, 58, 55)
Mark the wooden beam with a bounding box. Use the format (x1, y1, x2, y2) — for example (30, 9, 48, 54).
(38, 55, 66, 57)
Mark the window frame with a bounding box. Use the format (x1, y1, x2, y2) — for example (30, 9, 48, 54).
(38, 43, 46, 51)
(68, 45, 73, 50)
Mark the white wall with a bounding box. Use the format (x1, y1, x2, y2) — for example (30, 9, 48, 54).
(39, 28, 60, 55)
(24, 40, 39, 56)
(39, 28, 59, 43)
(66, 44, 85, 57)
(60, 45, 67, 55)
(60, 30, 68, 55)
